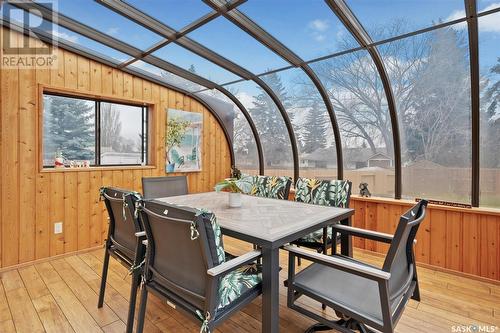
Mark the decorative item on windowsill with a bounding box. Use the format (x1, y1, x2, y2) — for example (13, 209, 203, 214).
(165, 116, 190, 173)
(54, 148, 65, 168)
(359, 182, 371, 197)
(214, 166, 252, 208)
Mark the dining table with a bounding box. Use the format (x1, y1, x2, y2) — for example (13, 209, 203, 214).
(158, 191, 355, 333)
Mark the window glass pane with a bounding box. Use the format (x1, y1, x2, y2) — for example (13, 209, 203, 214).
(52, 0, 163, 50)
(186, 17, 289, 74)
(310, 50, 394, 197)
(125, 0, 212, 30)
(100, 102, 145, 165)
(225, 81, 294, 178)
(153, 43, 241, 84)
(196, 89, 259, 174)
(127, 60, 207, 92)
(43, 94, 96, 166)
(261, 68, 337, 179)
(239, 0, 358, 61)
(346, 0, 464, 42)
(479, 11, 500, 208)
(380, 23, 471, 203)
(479, 1, 500, 13)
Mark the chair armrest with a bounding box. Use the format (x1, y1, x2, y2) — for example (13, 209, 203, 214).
(332, 224, 394, 243)
(284, 245, 390, 281)
(331, 225, 417, 245)
(207, 249, 261, 277)
(135, 231, 146, 237)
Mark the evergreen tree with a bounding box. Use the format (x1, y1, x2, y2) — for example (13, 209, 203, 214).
(302, 100, 327, 153)
(484, 58, 500, 119)
(481, 58, 500, 168)
(43, 95, 95, 161)
(249, 72, 292, 165)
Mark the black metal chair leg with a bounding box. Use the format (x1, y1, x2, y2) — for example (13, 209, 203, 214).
(304, 323, 333, 332)
(297, 245, 302, 266)
(98, 249, 110, 308)
(125, 270, 141, 333)
(135, 286, 148, 333)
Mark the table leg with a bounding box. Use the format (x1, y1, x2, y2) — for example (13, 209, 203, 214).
(340, 217, 353, 257)
(262, 246, 280, 333)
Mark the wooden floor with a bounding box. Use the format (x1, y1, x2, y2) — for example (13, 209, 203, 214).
(0, 238, 499, 333)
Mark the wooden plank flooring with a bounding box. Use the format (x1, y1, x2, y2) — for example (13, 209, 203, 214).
(0, 238, 499, 333)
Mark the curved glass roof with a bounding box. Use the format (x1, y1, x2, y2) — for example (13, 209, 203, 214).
(3, 0, 499, 208)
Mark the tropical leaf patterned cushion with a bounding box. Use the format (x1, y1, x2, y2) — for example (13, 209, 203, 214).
(249, 175, 291, 200)
(249, 175, 268, 197)
(216, 263, 262, 312)
(295, 178, 351, 208)
(300, 228, 333, 243)
(295, 178, 351, 245)
(196, 209, 225, 265)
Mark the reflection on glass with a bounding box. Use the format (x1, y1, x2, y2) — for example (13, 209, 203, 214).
(478, 1, 500, 13)
(239, 0, 357, 61)
(43, 94, 96, 166)
(153, 43, 241, 84)
(127, 60, 207, 92)
(187, 17, 289, 74)
(380, 23, 471, 203)
(225, 81, 294, 178)
(346, 0, 464, 42)
(197, 89, 260, 174)
(310, 49, 394, 197)
(54, 0, 162, 50)
(100, 102, 145, 165)
(479, 11, 500, 208)
(261, 68, 337, 179)
(125, 0, 212, 29)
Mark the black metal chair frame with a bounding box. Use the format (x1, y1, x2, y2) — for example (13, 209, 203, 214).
(285, 200, 427, 333)
(98, 187, 146, 333)
(141, 175, 188, 199)
(135, 199, 262, 333)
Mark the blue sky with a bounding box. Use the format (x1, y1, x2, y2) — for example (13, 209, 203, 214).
(2, 0, 499, 83)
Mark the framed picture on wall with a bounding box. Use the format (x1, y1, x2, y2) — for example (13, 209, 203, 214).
(165, 109, 203, 173)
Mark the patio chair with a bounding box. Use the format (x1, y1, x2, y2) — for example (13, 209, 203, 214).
(135, 199, 262, 333)
(292, 178, 352, 264)
(248, 175, 292, 200)
(141, 175, 188, 199)
(99, 187, 145, 333)
(285, 200, 427, 333)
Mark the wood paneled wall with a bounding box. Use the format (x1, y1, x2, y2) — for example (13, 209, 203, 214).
(0, 29, 231, 269)
(350, 196, 500, 281)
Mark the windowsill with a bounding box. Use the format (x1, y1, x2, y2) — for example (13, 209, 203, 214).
(40, 165, 156, 173)
(349, 194, 500, 216)
(288, 188, 500, 215)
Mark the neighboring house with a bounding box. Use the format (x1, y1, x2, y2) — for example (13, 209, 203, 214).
(300, 147, 394, 170)
(366, 153, 393, 169)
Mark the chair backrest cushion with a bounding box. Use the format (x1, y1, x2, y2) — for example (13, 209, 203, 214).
(142, 176, 188, 199)
(249, 175, 292, 200)
(294, 178, 352, 208)
(100, 187, 142, 257)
